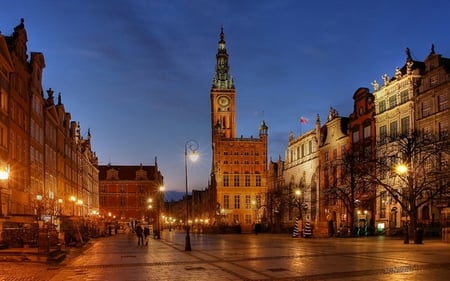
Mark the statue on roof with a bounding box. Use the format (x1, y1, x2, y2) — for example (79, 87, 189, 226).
(371, 80, 379, 91)
(382, 74, 389, 86)
(328, 107, 339, 121)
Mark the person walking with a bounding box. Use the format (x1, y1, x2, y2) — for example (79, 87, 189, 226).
(135, 223, 144, 246)
(144, 225, 150, 246)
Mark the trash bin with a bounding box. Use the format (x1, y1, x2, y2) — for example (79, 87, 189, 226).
(414, 227, 423, 244)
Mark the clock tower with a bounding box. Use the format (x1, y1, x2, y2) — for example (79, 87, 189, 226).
(209, 27, 269, 233)
(211, 27, 236, 139)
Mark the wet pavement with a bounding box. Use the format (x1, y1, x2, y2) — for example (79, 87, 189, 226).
(0, 230, 449, 280)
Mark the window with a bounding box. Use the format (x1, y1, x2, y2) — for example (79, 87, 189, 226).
(380, 125, 387, 143)
(308, 140, 313, 154)
(379, 191, 387, 219)
(256, 194, 262, 208)
(438, 94, 448, 111)
(390, 122, 398, 137)
(421, 101, 431, 117)
(245, 195, 251, 209)
(401, 116, 410, 135)
(120, 185, 125, 193)
(400, 90, 409, 104)
(0, 89, 7, 112)
(430, 75, 438, 87)
(223, 195, 229, 209)
(363, 124, 371, 138)
(223, 173, 229, 187)
(439, 121, 448, 140)
(352, 130, 359, 143)
(255, 173, 261, 187)
(120, 197, 125, 206)
(233, 173, 240, 187)
(244, 173, 250, 187)
(233, 214, 240, 224)
(245, 214, 251, 224)
(234, 195, 240, 209)
(389, 95, 397, 109)
(363, 145, 371, 159)
(379, 100, 386, 113)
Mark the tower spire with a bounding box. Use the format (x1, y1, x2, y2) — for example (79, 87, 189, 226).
(212, 26, 234, 90)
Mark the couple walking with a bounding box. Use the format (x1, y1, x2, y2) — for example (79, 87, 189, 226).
(135, 223, 150, 246)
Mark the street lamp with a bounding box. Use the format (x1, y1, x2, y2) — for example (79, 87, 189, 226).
(295, 189, 302, 218)
(57, 198, 63, 215)
(0, 165, 9, 217)
(147, 198, 153, 224)
(77, 199, 83, 216)
(185, 139, 199, 251)
(70, 196, 76, 216)
(36, 194, 43, 221)
(156, 185, 165, 239)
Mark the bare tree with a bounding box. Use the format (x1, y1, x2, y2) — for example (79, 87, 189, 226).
(325, 146, 376, 236)
(369, 131, 450, 243)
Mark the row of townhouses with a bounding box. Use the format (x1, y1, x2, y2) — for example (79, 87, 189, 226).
(267, 46, 450, 238)
(0, 19, 101, 245)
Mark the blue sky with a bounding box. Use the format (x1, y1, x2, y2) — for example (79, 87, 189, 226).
(2, 1, 450, 198)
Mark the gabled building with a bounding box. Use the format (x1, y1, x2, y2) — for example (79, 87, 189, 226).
(98, 161, 164, 223)
(373, 48, 425, 234)
(209, 28, 269, 233)
(318, 107, 349, 236)
(348, 87, 377, 234)
(415, 45, 450, 224)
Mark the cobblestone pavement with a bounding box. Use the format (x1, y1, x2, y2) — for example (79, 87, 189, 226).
(0, 231, 449, 280)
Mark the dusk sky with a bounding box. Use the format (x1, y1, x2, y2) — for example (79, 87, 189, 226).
(2, 1, 450, 198)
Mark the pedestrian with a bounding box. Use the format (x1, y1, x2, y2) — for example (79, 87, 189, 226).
(135, 223, 144, 246)
(144, 225, 150, 246)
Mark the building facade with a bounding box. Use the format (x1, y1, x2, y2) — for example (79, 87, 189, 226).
(0, 19, 99, 231)
(347, 87, 377, 235)
(98, 161, 164, 225)
(372, 48, 424, 234)
(209, 28, 269, 233)
(281, 116, 320, 233)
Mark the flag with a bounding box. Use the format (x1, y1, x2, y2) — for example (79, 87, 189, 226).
(299, 116, 309, 124)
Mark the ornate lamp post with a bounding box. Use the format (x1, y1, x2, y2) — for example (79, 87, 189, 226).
(156, 186, 165, 239)
(185, 139, 199, 251)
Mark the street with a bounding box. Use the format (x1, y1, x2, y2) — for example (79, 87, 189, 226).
(0, 231, 449, 280)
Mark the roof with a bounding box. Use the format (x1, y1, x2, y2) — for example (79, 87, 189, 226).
(98, 164, 159, 181)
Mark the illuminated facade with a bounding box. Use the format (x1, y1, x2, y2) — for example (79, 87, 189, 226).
(210, 28, 269, 233)
(373, 49, 423, 233)
(281, 116, 320, 232)
(98, 162, 164, 222)
(0, 19, 98, 226)
(348, 87, 377, 235)
(414, 46, 450, 224)
(317, 108, 350, 236)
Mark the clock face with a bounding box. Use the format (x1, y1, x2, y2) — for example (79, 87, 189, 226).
(218, 96, 230, 107)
